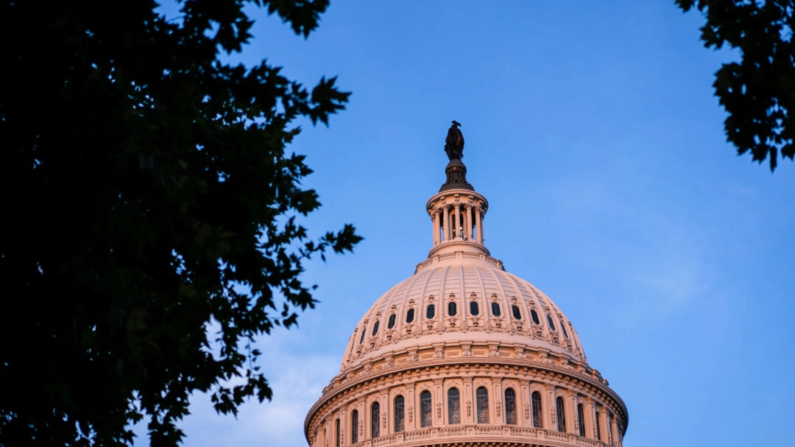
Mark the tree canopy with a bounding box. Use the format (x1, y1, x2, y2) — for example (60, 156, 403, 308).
(0, 0, 360, 445)
(677, 0, 795, 170)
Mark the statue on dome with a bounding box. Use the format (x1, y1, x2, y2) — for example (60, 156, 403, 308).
(444, 120, 464, 160)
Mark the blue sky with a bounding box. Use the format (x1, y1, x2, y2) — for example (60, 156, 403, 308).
(144, 2, 795, 446)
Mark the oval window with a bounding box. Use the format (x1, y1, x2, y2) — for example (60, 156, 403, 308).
(470, 301, 479, 316)
(406, 308, 415, 323)
(372, 320, 380, 336)
(561, 322, 569, 338)
(511, 305, 521, 320)
(547, 315, 556, 331)
(491, 302, 501, 317)
(426, 304, 435, 319)
(448, 302, 457, 316)
(531, 309, 540, 325)
(387, 314, 396, 329)
(359, 327, 366, 344)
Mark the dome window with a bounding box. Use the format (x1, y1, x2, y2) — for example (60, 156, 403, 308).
(470, 301, 479, 316)
(448, 302, 457, 316)
(504, 388, 517, 425)
(491, 302, 501, 317)
(531, 309, 540, 325)
(371, 402, 380, 438)
(476, 387, 489, 423)
(359, 328, 366, 344)
(532, 391, 543, 428)
(351, 410, 359, 444)
(387, 314, 396, 329)
(547, 315, 556, 331)
(335, 419, 341, 447)
(561, 321, 569, 338)
(556, 397, 566, 432)
(406, 308, 415, 323)
(420, 390, 432, 427)
(577, 404, 586, 437)
(426, 304, 435, 319)
(448, 388, 461, 424)
(371, 320, 380, 336)
(511, 305, 521, 320)
(394, 395, 405, 432)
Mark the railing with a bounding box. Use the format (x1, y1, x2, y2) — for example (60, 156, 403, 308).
(352, 426, 611, 447)
(437, 426, 467, 437)
(403, 428, 432, 441)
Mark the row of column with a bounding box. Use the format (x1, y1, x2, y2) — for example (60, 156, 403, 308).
(432, 204, 484, 245)
(313, 378, 621, 447)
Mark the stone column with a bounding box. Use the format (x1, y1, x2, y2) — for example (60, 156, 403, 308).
(475, 206, 483, 243)
(464, 378, 474, 424)
(407, 384, 416, 431)
(464, 204, 472, 240)
(454, 204, 461, 239)
(433, 209, 441, 245)
(442, 206, 450, 242)
(520, 380, 531, 427)
(433, 379, 443, 427)
(570, 393, 578, 435)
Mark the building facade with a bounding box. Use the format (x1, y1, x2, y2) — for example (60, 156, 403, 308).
(305, 126, 628, 447)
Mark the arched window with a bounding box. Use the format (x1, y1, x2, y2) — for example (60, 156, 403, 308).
(511, 305, 521, 320)
(394, 396, 405, 432)
(561, 321, 569, 338)
(406, 308, 415, 323)
(547, 315, 556, 331)
(556, 397, 566, 432)
(476, 387, 489, 423)
(607, 413, 614, 445)
(531, 309, 540, 325)
(448, 301, 457, 316)
(491, 302, 501, 317)
(595, 411, 602, 441)
(335, 419, 340, 447)
(470, 301, 479, 316)
(532, 391, 543, 428)
(426, 304, 435, 319)
(387, 314, 396, 329)
(577, 404, 585, 437)
(504, 388, 517, 425)
(359, 327, 366, 344)
(351, 410, 359, 444)
(448, 388, 461, 424)
(371, 320, 380, 336)
(371, 402, 380, 438)
(420, 390, 432, 427)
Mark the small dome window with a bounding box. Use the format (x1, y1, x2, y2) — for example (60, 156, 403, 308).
(426, 304, 435, 319)
(561, 321, 569, 338)
(448, 302, 457, 316)
(530, 309, 540, 325)
(511, 305, 521, 320)
(491, 302, 501, 317)
(359, 327, 366, 344)
(406, 308, 415, 323)
(371, 320, 380, 336)
(470, 301, 479, 316)
(387, 314, 396, 329)
(547, 315, 556, 331)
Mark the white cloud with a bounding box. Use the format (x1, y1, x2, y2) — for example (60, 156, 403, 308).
(132, 330, 339, 447)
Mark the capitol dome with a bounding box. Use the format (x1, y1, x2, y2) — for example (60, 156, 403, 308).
(305, 123, 627, 447)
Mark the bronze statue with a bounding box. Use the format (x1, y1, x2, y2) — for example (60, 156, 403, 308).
(444, 120, 464, 160)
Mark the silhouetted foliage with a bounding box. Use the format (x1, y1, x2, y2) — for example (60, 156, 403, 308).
(678, 0, 795, 170)
(0, 0, 361, 445)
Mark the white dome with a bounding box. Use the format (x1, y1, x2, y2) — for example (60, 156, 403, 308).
(341, 258, 586, 373)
